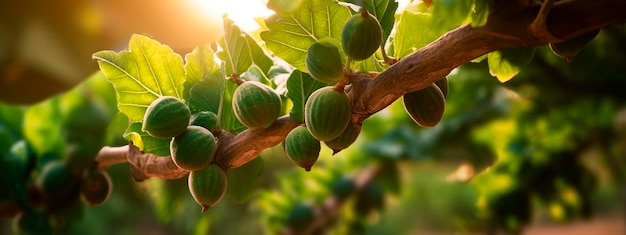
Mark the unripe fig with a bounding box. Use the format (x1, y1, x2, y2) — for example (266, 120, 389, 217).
(190, 111, 218, 132)
(331, 176, 356, 200)
(325, 122, 361, 154)
(64, 140, 99, 175)
(403, 83, 446, 127)
(341, 10, 383, 61)
(188, 164, 227, 212)
(170, 126, 216, 171)
(304, 87, 351, 141)
(549, 30, 599, 62)
(80, 169, 112, 206)
(434, 77, 448, 98)
(37, 161, 80, 212)
(12, 211, 53, 235)
(305, 38, 344, 84)
(284, 126, 321, 171)
(232, 81, 282, 130)
(142, 96, 191, 139)
(286, 202, 315, 229)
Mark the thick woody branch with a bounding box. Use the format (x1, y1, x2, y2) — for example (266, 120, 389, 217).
(94, 0, 626, 179)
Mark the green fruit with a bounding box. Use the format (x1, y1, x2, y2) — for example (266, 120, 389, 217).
(142, 96, 191, 139)
(403, 83, 446, 127)
(353, 182, 385, 216)
(331, 176, 356, 200)
(549, 30, 600, 62)
(80, 169, 112, 206)
(286, 202, 315, 229)
(284, 126, 321, 171)
(325, 122, 361, 154)
(188, 164, 227, 212)
(341, 10, 383, 61)
(305, 38, 344, 84)
(170, 126, 216, 171)
(37, 161, 80, 212)
(232, 81, 282, 130)
(12, 211, 53, 235)
(63, 100, 110, 145)
(304, 87, 351, 141)
(190, 111, 218, 132)
(64, 140, 100, 175)
(434, 77, 448, 98)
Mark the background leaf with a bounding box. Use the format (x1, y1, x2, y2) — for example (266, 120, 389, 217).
(471, 0, 493, 27)
(184, 45, 220, 88)
(286, 70, 325, 123)
(226, 156, 264, 204)
(123, 122, 171, 156)
(93, 34, 186, 122)
(219, 79, 247, 133)
(188, 75, 225, 115)
(261, 0, 351, 71)
(217, 18, 273, 76)
(431, 0, 473, 31)
(488, 47, 537, 83)
(394, 6, 440, 59)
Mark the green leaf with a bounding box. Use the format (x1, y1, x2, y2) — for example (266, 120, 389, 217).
(471, 0, 493, 27)
(394, 9, 440, 58)
(184, 45, 220, 88)
(23, 98, 66, 157)
(354, 53, 387, 72)
(261, 0, 352, 71)
(217, 18, 273, 76)
(226, 156, 264, 204)
(93, 34, 186, 122)
(488, 47, 537, 83)
(220, 79, 247, 133)
(286, 70, 325, 123)
(188, 74, 225, 115)
(343, 0, 398, 43)
(241, 64, 273, 86)
(0, 103, 25, 138)
(432, 0, 473, 31)
(123, 122, 171, 156)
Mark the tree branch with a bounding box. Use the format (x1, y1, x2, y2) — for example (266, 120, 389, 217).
(93, 0, 626, 179)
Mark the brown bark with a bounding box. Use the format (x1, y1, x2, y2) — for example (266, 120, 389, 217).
(94, 0, 626, 179)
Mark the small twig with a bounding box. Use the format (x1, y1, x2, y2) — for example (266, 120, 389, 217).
(529, 0, 558, 41)
(96, 145, 130, 170)
(126, 143, 189, 181)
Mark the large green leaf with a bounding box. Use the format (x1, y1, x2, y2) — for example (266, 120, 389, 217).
(488, 47, 537, 83)
(226, 156, 264, 204)
(187, 75, 225, 115)
(431, 0, 473, 31)
(343, 0, 398, 43)
(261, 0, 352, 71)
(123, 122, 171, 156)
(23, 97, 66, 157)
(286, 70, 325, 123)
(394, 7, 440, 59)
(184, 45, 220, 88)
(93, 34, 186, 122)
(217, 18, 273, 76)
(220, 79, 247, 133)
(0, 104, 25, 138)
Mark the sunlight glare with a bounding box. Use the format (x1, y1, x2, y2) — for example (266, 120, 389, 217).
(189, 0, 274, 32)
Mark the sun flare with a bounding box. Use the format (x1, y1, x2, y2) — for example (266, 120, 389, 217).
(189, 0, 274, 32)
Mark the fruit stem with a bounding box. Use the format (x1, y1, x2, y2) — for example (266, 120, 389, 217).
(380, 41, 397, 65)
(360, 8, 370, 18)
(334, 82, 347, 93)
(230, 73, 244, 86)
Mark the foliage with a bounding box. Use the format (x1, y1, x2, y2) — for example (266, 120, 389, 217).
(1, 0, 626, 234)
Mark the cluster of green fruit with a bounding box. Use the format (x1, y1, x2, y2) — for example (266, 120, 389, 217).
(142, 96, 226, 212)
(1, 100, 112, 234)
(284, 9, 449, 172)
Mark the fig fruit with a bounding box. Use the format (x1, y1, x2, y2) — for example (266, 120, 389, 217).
(324, 122, 361, 154)
(304, 87, 351, 141)
(170, 126, 216, 171)
(284, 126, 321, 171)
(286, 202, 315, 229)
(549, 30, 600, 62)
(403, 83, 446, 127)
(232, 81, 282, 130)
(188, 164, 227, 212)
(434, 77, 448, 98)
(305, 38, 344, 84)
(189, 111, 218, 132)
(142, 96, 191, 139)
(80, 169, 112, 206)
(341, 10, 383, 61)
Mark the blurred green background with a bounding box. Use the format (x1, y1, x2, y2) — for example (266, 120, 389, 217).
(1, 0, 625, 234)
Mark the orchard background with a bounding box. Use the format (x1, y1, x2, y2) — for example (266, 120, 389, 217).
(1, 0, 626, 234)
